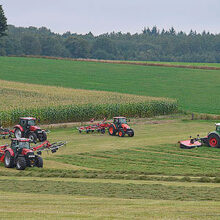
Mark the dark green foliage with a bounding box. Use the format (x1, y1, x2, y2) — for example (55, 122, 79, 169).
(1, 25, 220, 62)
(0, 5, 7, 38)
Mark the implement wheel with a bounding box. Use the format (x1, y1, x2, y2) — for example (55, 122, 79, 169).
(208, 133, 220, 148)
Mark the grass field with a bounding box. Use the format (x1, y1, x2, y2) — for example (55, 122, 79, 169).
(1, 56, 220, 114)
(1, 118, 220, 219)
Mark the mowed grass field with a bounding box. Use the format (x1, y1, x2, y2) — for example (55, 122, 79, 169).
(1, 57, 220, 114)
(1, 118, 220, 219)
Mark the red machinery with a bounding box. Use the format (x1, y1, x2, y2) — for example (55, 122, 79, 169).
(77, 118, 110, 134)
(0, 138, 66, 170)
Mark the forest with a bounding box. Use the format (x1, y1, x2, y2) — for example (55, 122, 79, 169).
(0, 25, 220, 63)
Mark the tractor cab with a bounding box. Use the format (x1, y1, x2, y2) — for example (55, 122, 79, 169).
(11, 138, 31, 149)
(113, 117, 127, 127)
(20, 117, 37, 131)
(216, 123, 220, 133)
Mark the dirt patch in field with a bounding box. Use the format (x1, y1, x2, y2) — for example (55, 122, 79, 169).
(18, 55, 220, 71)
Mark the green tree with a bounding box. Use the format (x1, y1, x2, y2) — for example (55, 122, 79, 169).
(0, 5, 7, 38)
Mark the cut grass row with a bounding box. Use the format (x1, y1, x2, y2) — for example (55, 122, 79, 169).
(0, 177, 220, 201)
(1, 57, 220, 114)
(2, 191, 220, 219)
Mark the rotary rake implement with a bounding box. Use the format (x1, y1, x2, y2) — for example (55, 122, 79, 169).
(0, 138, 67, 170)
(0, 127, 14, 139)
(77, 118, 110, 134)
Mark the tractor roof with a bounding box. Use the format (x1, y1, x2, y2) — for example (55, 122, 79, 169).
(11, 138, 30, 142)
(216, 123, 220, 126)
(113, 117, 126, 119)
(20, 117, 36, 120)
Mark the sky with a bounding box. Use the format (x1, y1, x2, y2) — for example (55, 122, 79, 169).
(1, 0, 220, 35)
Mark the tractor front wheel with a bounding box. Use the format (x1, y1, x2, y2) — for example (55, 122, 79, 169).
(4, 151, 14, 168)
(108, 125, 116, 136)
(16, 157, 26, 170)
(38, 131, 47, 142)
(208, 133, 220, 148)
(35, 156, 43, 168)
(118, 130, 125, 137)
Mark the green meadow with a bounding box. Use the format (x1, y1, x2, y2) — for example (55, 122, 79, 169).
(1, 56, 220, 114)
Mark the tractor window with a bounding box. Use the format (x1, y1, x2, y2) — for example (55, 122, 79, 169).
(19, 142, 30, 149)
(20, 120, 26, 127)
(217, 126, 220, 132)
(118, 118, 127, 124)
(27, 120, 35, 126)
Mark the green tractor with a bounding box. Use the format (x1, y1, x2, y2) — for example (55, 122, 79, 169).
(207, 123, 220, 147)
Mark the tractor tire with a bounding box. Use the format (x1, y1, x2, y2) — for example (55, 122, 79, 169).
(208, 133, 220, 148)
(108, 125, 116, 136)
(16, 157, 26, 170)
(14, 128, 22, 139)
(28, 132, 38, 143)
(118, 130, 125, 137)
(35, 156, 43, 168)
(128, 129, 134, 137)
(4, 151, 14, 168)
(38, 131, 47, 142)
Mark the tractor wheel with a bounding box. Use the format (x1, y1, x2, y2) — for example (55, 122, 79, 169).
(35, 156, 43, 168)
(38, 131, 47, 142)
(208, 133, 220, 148)
(118, 130, 125, 137)
(28, 132, 38, 143)
(128, 129, 134, 137)
(16, 157, 26, 170)
(4, 151, 14, 168)
(108, 125, 116, 136)
(14, 128, 22, 139)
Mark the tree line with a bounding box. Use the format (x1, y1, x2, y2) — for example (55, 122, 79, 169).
(0, 6, 220, 62)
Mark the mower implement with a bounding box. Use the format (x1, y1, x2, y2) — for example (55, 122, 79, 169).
(108, 117, 134, 137)
(0, 127, 14, 139)
(0, 138, 66, 170)
(179, 123, 220, 149)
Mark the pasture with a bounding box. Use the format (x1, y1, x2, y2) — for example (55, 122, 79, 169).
(1, 57, 220, 114)
(1, 118, 220, 219)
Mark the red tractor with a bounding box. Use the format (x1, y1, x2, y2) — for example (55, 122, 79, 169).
(0, 138, 66, 170)
(108, 117, 134, 137)
(14, 117, 47, 143)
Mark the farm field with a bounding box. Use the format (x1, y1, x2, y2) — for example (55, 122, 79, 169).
(1, 56, 220, 114)
(1, 118, 220, 219)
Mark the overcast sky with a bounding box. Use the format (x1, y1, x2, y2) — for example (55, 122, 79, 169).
(1, 0, 220, 35)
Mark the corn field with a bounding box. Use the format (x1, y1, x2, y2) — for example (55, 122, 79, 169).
(0, 80, 178, 126)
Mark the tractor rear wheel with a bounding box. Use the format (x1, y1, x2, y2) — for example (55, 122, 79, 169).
(118, 130, 125, 137)
(28, 132, 37, 143)
(35, 156, 43, 168)
(14, 128, 22, 139)
(108, 125, 116, 136)
(208, 133, 220, 147)
(38, 131, 47, 142)
(16, 157, 26, 170)
(4, 151, 14, 168)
